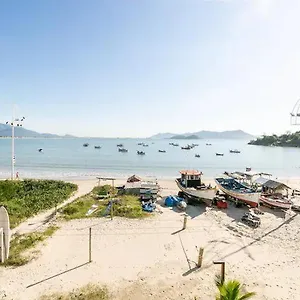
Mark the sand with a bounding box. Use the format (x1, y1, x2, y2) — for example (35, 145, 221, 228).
(1, 177, 300, 300)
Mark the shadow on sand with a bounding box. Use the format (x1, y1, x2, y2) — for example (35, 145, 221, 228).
(26, 262, 90, 288)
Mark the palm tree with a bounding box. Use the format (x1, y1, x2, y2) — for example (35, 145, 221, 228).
(215, 277, 256, 300)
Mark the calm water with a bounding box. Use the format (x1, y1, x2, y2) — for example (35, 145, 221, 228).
(0, 138, 299, 179)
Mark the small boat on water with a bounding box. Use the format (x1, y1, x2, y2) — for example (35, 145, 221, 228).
(38, 148, 43, 152)
(260, 180, 293, 209)
(215, 176, 260, 207)
(195, 154, 200, 158)
(119, 148, 128, 153)
(158, 150, 166, 153)
(137, 151, 145, 155)
(216, 153, 224, 156)
(176, 170, 216, 205)
(230, 149, 241, 154)
(138, 142, 143, 145)
(143, 144, 149, 147)
(94, 146, 101, 149)
(83, 143, 89, 147)
(173, 143, 179, 146)
(206, 143, 212, 146)
(181, 145, 192, 150)
(117, 144, 123, 147)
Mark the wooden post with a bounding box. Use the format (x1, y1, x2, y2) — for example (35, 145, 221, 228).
(197, 247, 204, 268)
(183, 215, 187, 230)
(213, 261, 225, 284)
(110, 201, 114, 220)
(89, 227, 92, 263)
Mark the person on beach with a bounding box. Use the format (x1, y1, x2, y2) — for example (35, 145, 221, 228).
(16, 172, 19, 180)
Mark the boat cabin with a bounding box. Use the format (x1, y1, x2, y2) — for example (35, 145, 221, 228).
(261, 180, 290, 196)
(179, 170, 203, 188)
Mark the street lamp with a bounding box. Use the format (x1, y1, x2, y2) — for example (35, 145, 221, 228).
(5, 106, 25, 180)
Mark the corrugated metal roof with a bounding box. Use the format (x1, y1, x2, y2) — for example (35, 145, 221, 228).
(180, 170, 202, 176)
(262, 180, 290, 190)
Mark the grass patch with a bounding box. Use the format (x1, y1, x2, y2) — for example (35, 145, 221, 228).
(61, 185, 149, 220)
(39, 284, 109, 300)
(0, 179, 77, 228)
(2, 225, 59, 267)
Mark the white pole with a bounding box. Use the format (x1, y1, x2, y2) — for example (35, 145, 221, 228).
(11, 105, 15, 180)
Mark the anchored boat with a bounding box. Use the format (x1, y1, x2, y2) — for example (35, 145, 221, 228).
(175, 170, 216, 205)
(215, 176, 260, 207)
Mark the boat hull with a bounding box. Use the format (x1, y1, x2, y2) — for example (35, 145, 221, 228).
(176, 179, 216, 205)
(260, 195, 292, 209)
(215, 180, 260, 208)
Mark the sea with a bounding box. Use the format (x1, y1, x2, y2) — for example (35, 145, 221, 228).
(0, 138, 300, 180)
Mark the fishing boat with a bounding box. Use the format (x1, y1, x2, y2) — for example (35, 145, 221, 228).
(195, 154, 200, 158)
(143, 144, 149, 147)
(260, 180, 293, 209)
(216, 153, 224, 156)
(119, 148, 128, 153)
(181, 145, 192, 150)
(137, 151, 145, 155)
(117, 144, 123, 147)
(83, 143, 89, 147)
(94, 146, 101, 149)
(215, 176, 260, 207)
(175, 170, 216, 205)
(230, 149, 241, 154)
(158, 150, 166, 153)
(206, 143, 212, 146)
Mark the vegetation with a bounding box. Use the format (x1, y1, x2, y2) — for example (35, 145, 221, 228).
(60, 185, 148, 220)
(2, 225, 59, 266)
(249, 131, 300, 147)
(0, 179, 77, 228)
(39, 284, 109, 300)
(215, 277, 256, 300)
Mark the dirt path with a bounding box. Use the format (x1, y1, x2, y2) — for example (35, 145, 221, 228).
(11, 179, 97, 235)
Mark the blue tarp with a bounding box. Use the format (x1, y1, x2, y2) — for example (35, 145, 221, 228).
(165, 195, 183, 207)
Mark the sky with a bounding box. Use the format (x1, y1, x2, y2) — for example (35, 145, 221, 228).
(1, 0, 300, 137)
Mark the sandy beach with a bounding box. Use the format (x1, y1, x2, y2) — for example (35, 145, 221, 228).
(1, 177, 300, 300)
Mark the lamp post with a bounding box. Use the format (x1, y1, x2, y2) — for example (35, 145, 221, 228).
(5, 106, 25, 180)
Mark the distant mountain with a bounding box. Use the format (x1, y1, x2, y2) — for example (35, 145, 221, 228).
(0, 123, 75, 138)
(170, 134, 200, 140)
(150, 132, 177, 139)
(150, 130, 254, 140)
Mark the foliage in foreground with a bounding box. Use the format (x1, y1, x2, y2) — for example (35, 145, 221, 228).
(39, 284, 109, 300)
(61, 185, 148, 220)
(215, 277, 256, 300)
(2, 225, 59, 267)
(0, 179, 77, 227)
(249, 131, 300, 147)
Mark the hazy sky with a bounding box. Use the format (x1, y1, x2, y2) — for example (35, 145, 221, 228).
(0, 0, 300, 137)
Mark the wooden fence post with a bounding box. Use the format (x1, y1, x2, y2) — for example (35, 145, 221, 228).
(213, 261, 225, 283)
(197, 247, 204, 268)
(110, 201, 114, 220)
(183, 215, 187, 230)
(89, 227, 92, 263)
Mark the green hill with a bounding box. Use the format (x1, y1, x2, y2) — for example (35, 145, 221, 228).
(248, 132, 300, 147)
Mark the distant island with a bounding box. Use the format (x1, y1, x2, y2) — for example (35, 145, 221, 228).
(150, 130, 254, 140)
(170, 134, 200, 140)
(248, 132, 300, 147)
(0, 123, 75, 138)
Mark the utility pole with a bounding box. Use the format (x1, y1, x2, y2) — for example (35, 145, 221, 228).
(5, 105, 25, 180)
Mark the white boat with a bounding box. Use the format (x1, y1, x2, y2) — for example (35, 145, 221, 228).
(215, 176, 260, 207)
(176, 170, 216, 205)
(259, 180, 293, 209)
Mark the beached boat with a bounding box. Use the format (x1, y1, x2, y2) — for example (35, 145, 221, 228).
(137, 151, 145, 155)
(158, 150, 166, 153)
(260, 180, 292, 209)
(216, 153, 224, 156)
(230, 149, 241, 154)
(214, 176, 260, 207)
(94, 146, 101, 149)
(118, 148, 128, 153)
(83, 143, 89, 147)
(176, 170, 216, 205)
